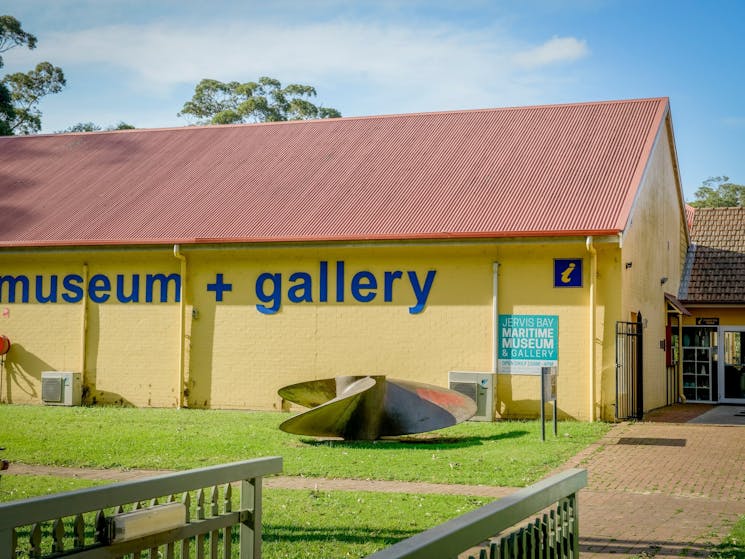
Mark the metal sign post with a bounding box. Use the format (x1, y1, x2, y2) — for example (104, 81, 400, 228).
(541, 366, 558, 441)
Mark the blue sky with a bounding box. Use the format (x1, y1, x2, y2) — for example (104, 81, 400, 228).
(3, 0, 744, 201)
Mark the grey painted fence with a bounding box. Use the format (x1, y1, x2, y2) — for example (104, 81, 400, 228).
(364, 468, 587, 559)
(0, 457, 282, 559)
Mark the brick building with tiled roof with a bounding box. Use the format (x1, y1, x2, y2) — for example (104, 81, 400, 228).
(677, 208, 745, 403)
(680, 207, 745, 304)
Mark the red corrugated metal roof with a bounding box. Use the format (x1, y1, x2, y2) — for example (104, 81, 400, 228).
(685, 204, 696, 231)
(0, 97, 671, 247)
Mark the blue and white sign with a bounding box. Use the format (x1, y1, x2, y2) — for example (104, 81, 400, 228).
(498, 314, 558, 374)
(554, 259, 583, 288)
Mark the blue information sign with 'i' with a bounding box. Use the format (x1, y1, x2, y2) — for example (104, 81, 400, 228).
(553, 259, 583, 288)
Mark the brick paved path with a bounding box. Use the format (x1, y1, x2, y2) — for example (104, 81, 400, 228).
(7, 412, 745, 558)
(564, 421, 745, 558)
(259, 421, 745, 558)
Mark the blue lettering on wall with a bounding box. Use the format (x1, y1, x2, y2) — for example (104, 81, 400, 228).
(0, 261, 437, 314)
(319, 261, 328, 303)
(207, 273, 232, 302)
(145, 273, 181, 303)
(336, 261, 345, 303)
(250, 261, 436, 315)
(407, 270, 436, 314)
(0, 275, 30, 303)
(62, 274, 84, 303)
(256, 272, 281, 314)
(384, 271, 403, 302)
(288, 272, 313, 303)
(88, 274, 111, 303)
(351, 271, 377, 303)
(35, 274, 58, 303)
(117, 274, 140, 303)
(1, 273, 181, 304)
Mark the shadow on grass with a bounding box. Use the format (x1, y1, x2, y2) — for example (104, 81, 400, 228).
(298, 430, 530, 449)
(265, 523, 419, 545)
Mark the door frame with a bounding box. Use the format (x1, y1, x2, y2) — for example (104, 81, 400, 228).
(718, 326, 745, 403)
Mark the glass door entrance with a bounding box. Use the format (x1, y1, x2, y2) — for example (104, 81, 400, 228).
(682, 326, 717, 402)
(721, 329, 745, 402)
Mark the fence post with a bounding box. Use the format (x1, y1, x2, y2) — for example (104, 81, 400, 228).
(636, 312, 644, 420)
(240, 477, 262, 559)
(0, 528, 12, 559)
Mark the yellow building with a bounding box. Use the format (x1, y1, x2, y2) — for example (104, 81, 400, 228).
(0, 98, 690, 421)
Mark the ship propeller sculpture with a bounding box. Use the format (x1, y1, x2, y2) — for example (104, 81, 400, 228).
(278, 375, 477, 440)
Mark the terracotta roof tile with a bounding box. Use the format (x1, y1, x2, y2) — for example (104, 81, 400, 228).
(680, 207, 745, 303)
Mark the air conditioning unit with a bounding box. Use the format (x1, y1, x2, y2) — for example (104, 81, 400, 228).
(41, 372, 82, 406)
(448, 371, 495, 421)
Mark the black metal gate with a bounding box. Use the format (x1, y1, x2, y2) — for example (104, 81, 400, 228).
(615, 314, 644, 420)
(665, 317, 680, 406)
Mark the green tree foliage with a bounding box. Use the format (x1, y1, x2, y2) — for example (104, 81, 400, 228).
(4, 62, 66, 134)
(0, 79, 13, 135)
(0, 14, 37, 60)
(113, 121, 135, 130)
(61, 121, 102, 133)
(178, 76, 341, 124)
(689, 176, 745, 208)
(58, 121, 135, 133)
(0, 15, 65, 135)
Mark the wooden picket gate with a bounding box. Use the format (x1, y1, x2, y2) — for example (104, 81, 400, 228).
(0, 457, 282, 559)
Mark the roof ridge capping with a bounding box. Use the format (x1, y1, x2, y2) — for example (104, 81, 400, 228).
(10, 96, 672, 138)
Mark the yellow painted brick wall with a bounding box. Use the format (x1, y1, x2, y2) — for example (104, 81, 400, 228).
(620, 120, 687, 414)
(184, 241, 599, 420)
(2, 235, 670, 421)
(84, 253, 181, 407)
(0, 254, 83, 403)
(186, 245, 494, 410)
(0, 249, 181, 407)
(595, 243, 623, 421)
(491, 242, 592, 420)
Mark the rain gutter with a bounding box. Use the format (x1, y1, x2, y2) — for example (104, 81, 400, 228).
(80, 263, 88, 396)
(492, 262, 500, 418)
(586, 236, 597, 421)
(173, 244, 187, 409)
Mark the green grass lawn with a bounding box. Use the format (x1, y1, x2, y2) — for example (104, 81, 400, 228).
(0, 404, 609, 558)
(0, 473, 102, 502)
(3, 405, 744, 559)
(710, 515, 745, 559)
(0, 405, 609, 486)
(0, 474, 490, 558)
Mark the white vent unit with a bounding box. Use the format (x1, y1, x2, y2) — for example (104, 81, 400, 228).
(41, 372, 82, 406)
(448, 371, 495, 421)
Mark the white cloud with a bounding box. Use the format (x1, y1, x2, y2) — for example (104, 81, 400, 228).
(512, 36, 589, 68)
(12, 21, 588, 102)
(3, 16, 592, 131)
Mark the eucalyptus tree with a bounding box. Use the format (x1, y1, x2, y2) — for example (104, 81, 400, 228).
(179, 76, 340, 124)
(690, 176, 745, 208)
(0, 15, 66, 135)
